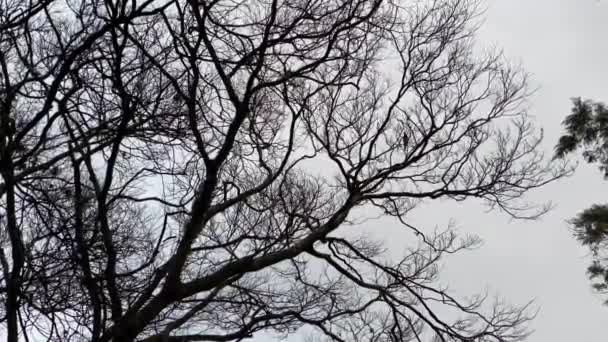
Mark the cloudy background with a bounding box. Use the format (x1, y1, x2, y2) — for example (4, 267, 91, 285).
(436, 0, 608, 340)
(250, 1, 608, 341)
(468, 0, 608, 340)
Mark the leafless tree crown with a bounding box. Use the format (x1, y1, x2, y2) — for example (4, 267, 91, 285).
(0, 0, 568, 341)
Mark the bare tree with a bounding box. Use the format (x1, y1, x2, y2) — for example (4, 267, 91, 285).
(0, 0, 569, 341)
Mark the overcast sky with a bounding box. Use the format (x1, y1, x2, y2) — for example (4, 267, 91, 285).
(0, 1, 602, 341)
(467, 0, 608, 340)
(248, 1, 608, 341)
(419, 0, 608, 340)
(433, 0, 608, 340)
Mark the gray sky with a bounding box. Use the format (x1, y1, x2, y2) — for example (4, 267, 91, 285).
(473, 0, 608, 340)
(2, 1, 604, 341)
(441, 0, 608, 341)
(245, 1, 608, 341)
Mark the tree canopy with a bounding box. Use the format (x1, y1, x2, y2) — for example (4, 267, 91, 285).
(0, 0, 568, 341)
(555, 97, 608, 301)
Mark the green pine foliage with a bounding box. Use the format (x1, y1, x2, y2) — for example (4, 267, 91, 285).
(571, 204, 608, 300)
(556, 98, 608, 175)
(557, 98, 608, 302)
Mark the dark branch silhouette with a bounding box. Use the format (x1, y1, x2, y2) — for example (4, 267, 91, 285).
(0, 0, 569, 341)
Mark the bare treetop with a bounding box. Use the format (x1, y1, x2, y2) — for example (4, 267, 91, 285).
(0, 0, 569, 341)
